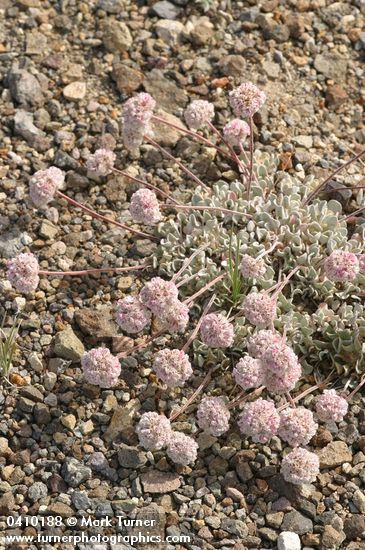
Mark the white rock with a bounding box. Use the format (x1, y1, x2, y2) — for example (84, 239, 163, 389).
(63, 81, 86, 101)
(277, 531, 301, 550)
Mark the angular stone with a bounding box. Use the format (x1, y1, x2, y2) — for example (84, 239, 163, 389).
(155, 20, 184, 44)
(54, 326, 85, 362)
(61, 458, 92, 488)
(102, 19, 132, 53)
(151, 109, 184, 147)
(326, 84, 348, 110)
(353, 489, 365, 514)
(152, 1, 180, 20)
(144, 69, 187, 111)
(118, 444, 147, 469)
(281, 510, 313, 535)
(277, 531, 301, 550)
(20, 385, 43, 402)
(318, 441, 352, 468)
(218, 55, 245, 77)
(314, 53, 347, 81)
(141, 471, 181, 493)
(48, 502, 74, 517)
(0, 492, 15, 514)
(322, 525, 346, 549)
(112, 63, 144, 94)
(26, 31, 47, 55)
(104, 400, 140, 444)
(28, 481, 48, 502)
(75, 306, 117, 339)
(14, 110, 50, 152)
(63, 81, 86, 101)
(8, 68, 44, 107)
(344, 515, 365, 540)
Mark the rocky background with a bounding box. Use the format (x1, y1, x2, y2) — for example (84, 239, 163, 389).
(0, 0, 365, 549)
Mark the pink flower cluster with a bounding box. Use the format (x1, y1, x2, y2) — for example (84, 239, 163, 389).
(129, 189, 162, 225)
(122, 92, 156, 151)
(7, 252, 40, 293)
(184, 100, 214, 130)
(239, 254, 266, 279)
(197, 396, 230, 436)
(81, 347, 121, 388)
(229, 82, 266, 118)
(278, 407, 318, 447)
(199, 313, 234, 348)
(136, 412, 172, 450)
(223, 119, 250, 148)
(280, 447, 320, 485)
(115, 296, 151, 334)
(153, 349, 193, 388)
(242, 292, 277, 328)
(315, 389, 348, 423)
(29, 166, 64, 207)
(233, 356, 265, 390)
(238, 398, 280, 443)
(86, 148, 116, 177)
(166, 431, 198, 465)
(324, 250, 359, 283)
(261, 341, 302, 393)
(247, 329, 282, 359)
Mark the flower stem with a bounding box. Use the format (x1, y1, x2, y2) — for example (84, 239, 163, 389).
(343, 205, 365, 221)
(207, 121, 248, 175)
(184, 274, 226, 306)
(144, 135, 211, 192)
(172, 245, 207, 283)
(56, 191, 157, 240)
(39, 265, 147, 276)
(111, 167, 181, 204)
(182, 293, 216, 353)
(227, 385, 265, 410)
(160, 204, 251, 218)
(247, 117, 254, 200)
(302, 148, 365, 206)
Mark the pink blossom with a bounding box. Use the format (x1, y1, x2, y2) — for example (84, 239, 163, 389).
(324, 250, 359, 283)
(158, 299, 190, 334)
(139, 277, 179, 316)
(261, 342, 300, 375)
(200, 313, 234, 348)
(129, 189, 162, 225)
(81, 347, 121, 388)
(7, 253, 40, 293)
(315, 389, 349, 423)
(280, 447, 320, 485)
(29, 167, 64, 207)
(233, 356, 265, 390)
(153, 348, 193, 388)
(136, 412, 172, 450)
(278, 407, 318, 447)
(229, 82, 266, 118)
(166, 432, 198, 465)
(223, 119, 250, 147)
(115, 296, 151, 334)
(184, 100, 214, 130)
(264, 362, 302, 394)
(86, 149, 116, 176)
(242, 292, 277, 328)
(122, 92, 156, 150)
(239, 254, 266, 279)
(238, 398, 280, 443)
(247, 330, 282, 359)
(197, 397, 230, 436)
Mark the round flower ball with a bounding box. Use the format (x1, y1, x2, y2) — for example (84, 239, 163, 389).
(315, 389, 349, 423)
(122, 93, 156, 151)
(280, 447, 320, 485)
(247, 330, 282, 359)
(139, 277, 179, 316)
(233, 356, 265, 390)
(86, 148, 116, 177)
(29, 166, 65, 207)
(238, 398, 280, 443)
(229, 82, 266, 118)
(242, 292, 277, 328)
(136, 412, 172, 450)
(262, 342, 300, 375)
(115, 296, 151, 334)
(184, 100, 214, 130)
(278, 407, 318, 447)
(264, 361, 302, 394)
(223, 119, 250, 148)
(324, 250, 359, 283)
(129, 189, 161, 225)
(81, 347, 121, 388)
(166, 432, 198, 465)
(158, 299, 190, 334)
(7, 252, 40, 293)
(153, 349, 193, 388)
(239, 254, 266, 279)
(197, 397, 230, 436)
(200, 313, 234, 348)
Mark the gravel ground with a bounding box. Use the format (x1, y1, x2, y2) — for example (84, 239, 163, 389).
(1, 1, 365, 549)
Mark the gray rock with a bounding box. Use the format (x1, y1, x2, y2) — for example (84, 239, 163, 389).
(34, 403, 51, 425)
(318, 441, 352, 468)
(281, 511, 313, 535)
(293, 135, 313, 149)
(314, 53, 348, 81)
(353, 489, 365, 514)
(344, 515, 365, 540)
(13, 110, 50, 152)
(117, 444, 147, 469)
(140, 471, 181, 493)
(262, 60, 280, 79)
(221, 518, 248, 537)
(322, 525, 346, 549)
(75, 306, 117, 339)
(0, 493, 15, 515)
(0, 230, 30, 259)
(61, 458, 92, 488)
(97, 0, 124, 12)
(71, 490, 91, 510)
(53, 326, 85, 362)
(8, 68, 44, 107)
(144, 69, 187, 111)
(151, 109, 184, 147)
(155, 19, 184, 44)
(20, 386, 43, 402)
(112, 62, 144, 95)
(261, 21, 290, 43)
(63, 82, 86, 101)
(102, 19, 133, 53)
(87, 452, 109, 471)
(28, 481, 48, 502)
(218, 55, 246, 77)
(152, 1, 180, 20)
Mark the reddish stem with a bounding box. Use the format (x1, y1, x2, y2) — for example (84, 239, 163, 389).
(247, 117, 254, 200)
(111, 167, 181, 204)
(39, 265, 147, 276)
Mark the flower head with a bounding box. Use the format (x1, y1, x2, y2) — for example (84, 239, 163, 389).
(115, 296, 151, 334)
(29, 166, 64, 207)
(86, 149, 116, 176)
(233, 356, 265, 390)
(158, 299, 190, 334)
(122, 92, 156, 151)
(229, 82, 266, 118)
(223, 119, 250, 147)
(7, 253, 40, 293)
(153, 348, 193, 388)
(324, 250, 359, 283)
(238, 398, 280, 443)
(129, 189, 161, 225)
(239, 254, 266, 279)
(136, 412, 172, 450)
(139, 277, 179, 316)
(278, 407, 318, 447)
(242, 292, 276, 328)
(81, 347, 121, 388)
(184, 100, 215, 130)
(197, 397, 230, 436)
(166, 432, 198, 465)
(315, 389, 349, 423)
(200, 313, 234, 348)
(264, 363, 302, 394)
(247, 329, 282, 359)
(262, 342, 300, 375)
(280, 447, 320, 485)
